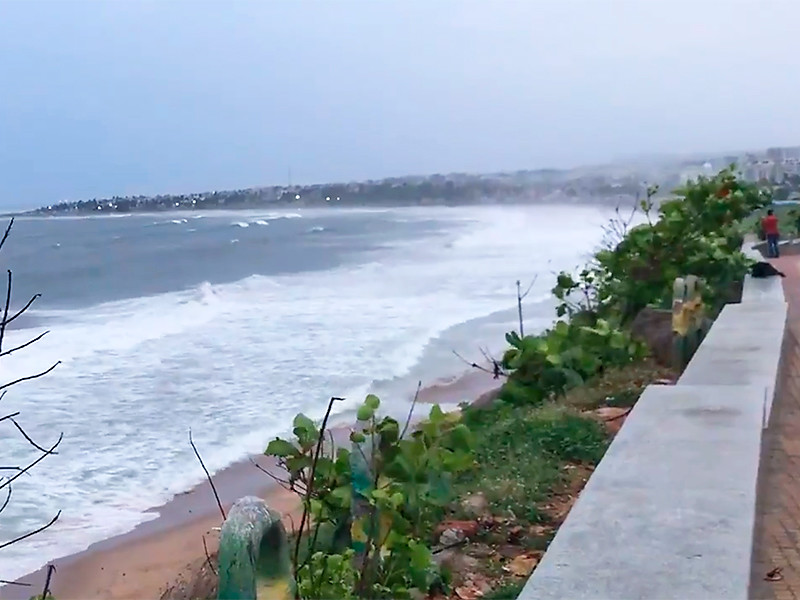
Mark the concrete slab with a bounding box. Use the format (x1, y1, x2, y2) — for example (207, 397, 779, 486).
(741, 274, 786, 303)
(679, 303, 786, 424)
(518, 384, 764, 600)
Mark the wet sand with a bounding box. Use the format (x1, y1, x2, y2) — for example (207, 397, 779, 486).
(4, 368, 500, 600)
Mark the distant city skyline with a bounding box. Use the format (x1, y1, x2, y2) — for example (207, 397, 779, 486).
(2, 0, 800, 207)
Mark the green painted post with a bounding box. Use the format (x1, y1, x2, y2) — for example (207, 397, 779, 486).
(216, 496, 293, 600)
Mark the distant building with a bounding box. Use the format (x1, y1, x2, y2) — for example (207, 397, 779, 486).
(767, 147, 785, 162)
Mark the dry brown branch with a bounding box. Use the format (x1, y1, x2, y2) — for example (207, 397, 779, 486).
(452, 349, 508, 379)
(0, 219, 14, 254)
(0, 510, 60, 551)
(0, 331, 49, 358)
(0, 487, 11, 514)
(0, 270, 12, 354)
(0, 579, 31, 587)
(0, 433, 63, 492)
(292, 396, 342, 583)
(40, 564, 56, 599)
(0, 218, 63, 586)
(0, 361, 61, 392)
(0, 411, 21, 424)
(5, 293, 42, 325)
(9, 418, 60, 455)
(188, 429, 226, 521)
(399, 380, 422, 440)
(202, 535, 217, 576)
(249, 458, 295, 493)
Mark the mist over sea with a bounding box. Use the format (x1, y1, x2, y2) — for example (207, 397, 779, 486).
(0, 204, 610, 578)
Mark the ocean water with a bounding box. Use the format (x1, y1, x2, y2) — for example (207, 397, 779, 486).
(0, 204, 609, 579)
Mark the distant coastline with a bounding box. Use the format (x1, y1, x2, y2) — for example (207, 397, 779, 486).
(25, 168, 648, 217)
(22, 144, 800, 217)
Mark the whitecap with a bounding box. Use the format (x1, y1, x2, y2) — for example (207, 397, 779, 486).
(232, 222, 249, 228)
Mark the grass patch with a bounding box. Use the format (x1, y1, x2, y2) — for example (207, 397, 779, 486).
(456, 401, 605, 523)
(441, 359, 675, 600)
(482, 580, 527, 600)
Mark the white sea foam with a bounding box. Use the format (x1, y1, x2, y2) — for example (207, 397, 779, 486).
(266, 212, 302, 221)
(232, 221, 249, 228)
(252, 220, 269, 226)
(0, 204, 609, 579)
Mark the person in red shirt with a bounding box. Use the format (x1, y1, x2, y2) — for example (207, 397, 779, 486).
(762, 209, 780, 258)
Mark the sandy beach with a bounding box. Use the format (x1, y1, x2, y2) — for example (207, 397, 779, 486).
(3, 369, 500, 600)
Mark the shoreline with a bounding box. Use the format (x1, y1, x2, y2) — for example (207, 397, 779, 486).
(4, 367, 501, 600)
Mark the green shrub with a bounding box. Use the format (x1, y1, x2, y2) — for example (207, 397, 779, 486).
(500, 319, 645, 405)
(265, 397, 474, 599)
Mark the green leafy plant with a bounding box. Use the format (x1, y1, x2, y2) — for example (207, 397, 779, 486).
(553, 166, 767, 322)
(500, 319, 645, 405)
(264, 395, 474, 599)
(296, 550, 358, 600)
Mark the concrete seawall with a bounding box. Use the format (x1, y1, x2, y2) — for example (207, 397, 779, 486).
(519, 245, 787, 600)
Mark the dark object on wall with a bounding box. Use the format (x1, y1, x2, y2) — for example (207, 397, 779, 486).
(751, 261, 786, 278)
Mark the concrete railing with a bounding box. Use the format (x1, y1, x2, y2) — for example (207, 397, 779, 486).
(519, 242, 787, 600)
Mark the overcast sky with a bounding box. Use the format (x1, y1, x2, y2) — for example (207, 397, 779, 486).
(1, 0, 799, 207)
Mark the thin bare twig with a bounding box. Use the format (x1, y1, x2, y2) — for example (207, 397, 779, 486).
(0, 362, 61, 392)
(293, 396, 342, 583)
(0, 411, 21, 424)
(0, 579, 31, 587)
(5, 293, 41, 326)
(0, 511, 60, 551)
(188, 429, 225, 521)
(452, 349, 507, 379)
(0, 219, 14, 254)
(0, 486, 10, 514)
(0, 270, 12, 354)
(0, 434, 63, 491)
(400, 380, 422, 440)
(202, 535, 218, 576)
(249, 459, 294, 493)
(10, 418, 59, 455)
(40, 564, 56, 599)
(0, 331, 49, 358)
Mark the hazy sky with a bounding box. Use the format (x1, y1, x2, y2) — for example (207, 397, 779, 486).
(1, 0, 799, 207)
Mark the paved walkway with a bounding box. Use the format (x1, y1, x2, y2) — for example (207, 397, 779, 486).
(751, 255, 800, 600)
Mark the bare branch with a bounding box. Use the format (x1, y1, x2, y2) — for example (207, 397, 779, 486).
(40, 564, 56, 599)
(0, 486, 11, 514)
(188, 429, 225, 521)
(249, 459, 294, 493)
(293, 396, 342, 581)
(520, 274, 539, 300)
(400, 381, 422, 440)
(0, 411, 21, 424)
(0, 331, 49, 358)
(202, 535, 217, 576)
(452, 349, 507, 378)
(0, 510, 60, 551)
(9, 418, 60, 455)
(0, 433, 63, 491)
(0, 362, 61, 392)
(0, 270, 11, 354)
(0, 579, 31, 587)
(4, 294, 42, 326)
(0, 219, 14, 255)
